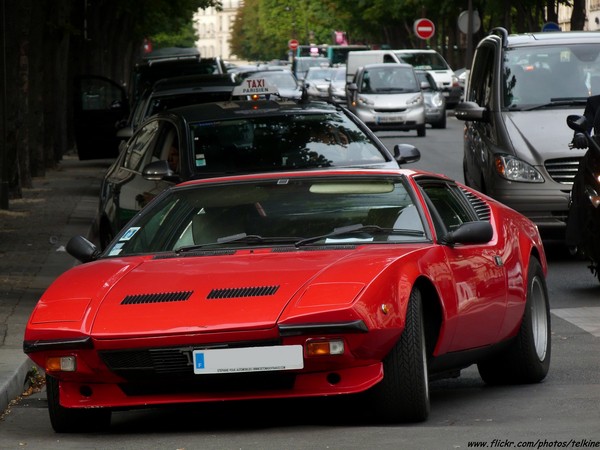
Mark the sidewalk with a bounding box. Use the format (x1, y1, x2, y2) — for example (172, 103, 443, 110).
(0, 153, 110, 414)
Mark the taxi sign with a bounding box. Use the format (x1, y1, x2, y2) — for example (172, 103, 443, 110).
(232, 77, 280, 97)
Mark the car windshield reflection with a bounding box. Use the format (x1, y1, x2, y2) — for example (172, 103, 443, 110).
(106, 176, 428, 257)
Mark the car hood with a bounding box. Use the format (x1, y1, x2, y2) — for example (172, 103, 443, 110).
(503, 108, 585, 160)
(84, 247, 418, 337)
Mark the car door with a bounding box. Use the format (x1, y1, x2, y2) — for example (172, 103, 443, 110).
(114, 119, 180, 224)
(418, 179, 508, 351)
(463, 41, 498, 192)
(73, 75, 130, 161)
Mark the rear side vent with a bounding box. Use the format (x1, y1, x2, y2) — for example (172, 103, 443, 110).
(461, 187, 491, 221)
(207, 285, 279, 299)
(121, 291, 193, 305)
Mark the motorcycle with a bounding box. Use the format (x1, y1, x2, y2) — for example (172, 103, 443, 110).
(566, 114, 600, 281)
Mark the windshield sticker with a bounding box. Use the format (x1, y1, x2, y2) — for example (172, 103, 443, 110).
(195, 153, 207, 167)
(108, 242, 124, 256)
(120, 227, 140, 241)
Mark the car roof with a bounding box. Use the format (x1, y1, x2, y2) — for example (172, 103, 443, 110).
(394, 49, 438, 54)
(362, 63, 414, 70)
(486, 28, 600, 48)
(151, 74, 240, 93)
(161, 99, 341, 122)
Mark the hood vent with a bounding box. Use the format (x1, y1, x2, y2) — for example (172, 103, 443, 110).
(207, 285, 279, 299)
(121, 291, 193, 305)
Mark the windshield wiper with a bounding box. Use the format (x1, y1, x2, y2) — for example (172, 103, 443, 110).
(294, 223, 425, 247)
(176, 233, 300, 253)
(523, 98, 588, 111)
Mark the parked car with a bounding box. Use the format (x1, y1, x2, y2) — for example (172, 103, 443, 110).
(455, 27, 600, 237)
(24, 166, 551, 432)
(303, 66, 334, 100)
(415, 70, 447, 129)
(328, 66, 348, 104)
(347, 63, 426, 136)
(73, 48, 227, 160)
(93, 83, 420, 249)
(117, 73, 240, 140)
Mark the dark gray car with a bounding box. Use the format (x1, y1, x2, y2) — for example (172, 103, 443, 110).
(455, 27, 600, 237)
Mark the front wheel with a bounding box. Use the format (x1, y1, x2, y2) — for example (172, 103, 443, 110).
(367, 288, 430, 423)
(46, 375, 111, 433)
(477, 257, 551, 384)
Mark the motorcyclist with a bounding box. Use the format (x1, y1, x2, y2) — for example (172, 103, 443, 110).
(566, 94, 600, 252)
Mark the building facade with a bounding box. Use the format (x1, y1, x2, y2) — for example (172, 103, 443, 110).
(558, 1, 600, 30)
(194, 0, 242, 61)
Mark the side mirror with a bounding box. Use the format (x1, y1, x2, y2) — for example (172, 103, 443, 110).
(393, 144, 421, 165)
(441, 221, 493, 247)
(142, 160, 179, 182)
(566, 114, 587, 132)
(454, 101, 488, 122)
(66, 235, 100, 263)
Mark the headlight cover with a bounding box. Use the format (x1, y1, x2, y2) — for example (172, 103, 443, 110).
(494, 155, 544, 183)
(357, 95, 374, 106)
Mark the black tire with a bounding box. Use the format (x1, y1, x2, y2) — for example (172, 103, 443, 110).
(477, 257, 551, 385)
(368, 288, 430, 423)
(46, 375, 111, 433)
(417, 125, 426, 137)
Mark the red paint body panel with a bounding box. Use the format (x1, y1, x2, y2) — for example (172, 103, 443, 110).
(23, 168, 548, 411)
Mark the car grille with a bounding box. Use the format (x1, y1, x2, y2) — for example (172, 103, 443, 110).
(99, 340, 282, 380)
(373, 107, 407, 113)
(99, 340, 297, 395)
(545, 157, 582, 185)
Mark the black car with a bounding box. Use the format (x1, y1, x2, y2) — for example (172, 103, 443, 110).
(94, 96, 420, 249)
(73, 47, 227, 160)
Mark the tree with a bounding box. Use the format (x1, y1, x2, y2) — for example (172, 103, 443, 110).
(0, 0, 219, 205)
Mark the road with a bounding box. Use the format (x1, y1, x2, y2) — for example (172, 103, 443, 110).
(0, 117, 599, 449)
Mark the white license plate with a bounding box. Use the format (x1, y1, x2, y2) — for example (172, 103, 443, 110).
(193, 345, 304, 374)
(376, 115, 405, 124)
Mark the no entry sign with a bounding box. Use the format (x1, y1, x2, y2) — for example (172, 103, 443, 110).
(288, 39, 299, 51)
(414, 18, 435, 40)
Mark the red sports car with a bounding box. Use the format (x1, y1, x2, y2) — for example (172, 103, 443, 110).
(23, 168, 551, 432)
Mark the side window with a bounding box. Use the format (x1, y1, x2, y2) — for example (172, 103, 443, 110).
(123, 120, 160, 172)
(418, 181, 478, 236)
(153, 123, 180, 174)
(468, 43, 495, 108)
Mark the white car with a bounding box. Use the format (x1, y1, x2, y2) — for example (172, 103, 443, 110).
(347, 63, 426, 137)
(304, 67, 334, 99)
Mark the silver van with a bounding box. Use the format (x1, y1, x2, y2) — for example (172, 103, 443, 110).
(455, 27, 600, 237)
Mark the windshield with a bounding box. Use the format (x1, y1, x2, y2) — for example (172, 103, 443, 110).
(105, 176, 426, 256)
(359, 66, 419, 94)
(503, 44, 600, 108)
(395, 52, 449, 71)
(189, 112, 389, 174)
(306, 68, 333, 80)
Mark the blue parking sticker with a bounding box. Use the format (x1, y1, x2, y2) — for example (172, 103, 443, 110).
(120, 227, 140, 241)
(195, 352, 205, 370)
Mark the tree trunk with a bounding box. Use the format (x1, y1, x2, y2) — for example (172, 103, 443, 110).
(571, 0, 586, 30)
